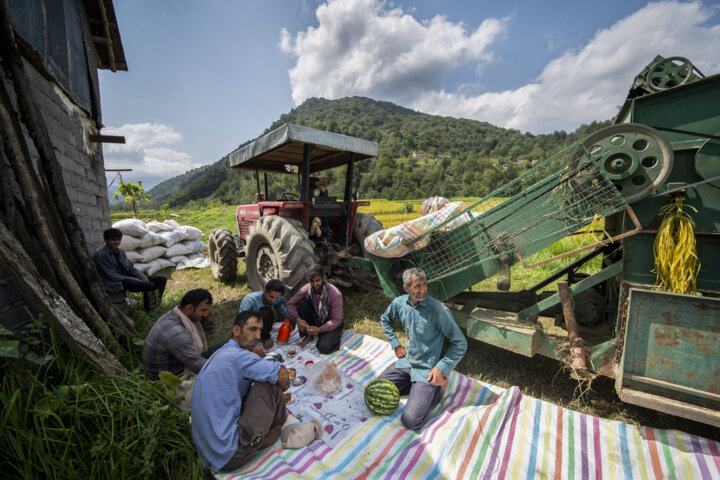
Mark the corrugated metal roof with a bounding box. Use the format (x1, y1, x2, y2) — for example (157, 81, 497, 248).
(228, 124, 379, 174)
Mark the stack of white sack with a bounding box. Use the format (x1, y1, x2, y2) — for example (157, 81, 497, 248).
(112, 219, 210, 274)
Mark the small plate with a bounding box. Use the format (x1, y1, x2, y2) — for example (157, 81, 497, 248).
(292, 376, 306, 386)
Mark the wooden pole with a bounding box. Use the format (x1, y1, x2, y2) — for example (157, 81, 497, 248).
(0, 72, 119, 348)
(0, 220, 125, 375)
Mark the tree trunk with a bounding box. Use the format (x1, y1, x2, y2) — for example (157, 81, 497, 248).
(0, 220, 125, 375)
(0, 76, 119, 349)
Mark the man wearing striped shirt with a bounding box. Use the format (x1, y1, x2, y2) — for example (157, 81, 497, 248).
(287, 265, 343, 354)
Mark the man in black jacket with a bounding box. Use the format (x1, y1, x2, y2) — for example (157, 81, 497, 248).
(93, 228, 166, 311)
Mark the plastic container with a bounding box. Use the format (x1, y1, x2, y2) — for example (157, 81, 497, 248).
(277, 318, 292, 344)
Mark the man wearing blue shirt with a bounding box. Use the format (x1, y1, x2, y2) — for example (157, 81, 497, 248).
(378, 268, 467, 431)
(191, 310, 291, 470)
(238, 279, 289, 350)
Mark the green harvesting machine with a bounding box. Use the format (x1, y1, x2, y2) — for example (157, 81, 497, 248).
(368, 56, 720, 426)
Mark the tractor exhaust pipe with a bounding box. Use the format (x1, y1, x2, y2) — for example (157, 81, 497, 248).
(558, 281, 588, 372)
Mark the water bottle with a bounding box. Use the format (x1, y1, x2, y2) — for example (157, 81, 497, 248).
(277, 318, 292, 344)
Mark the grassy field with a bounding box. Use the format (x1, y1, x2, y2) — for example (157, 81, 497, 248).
(113, 201, 720, 442)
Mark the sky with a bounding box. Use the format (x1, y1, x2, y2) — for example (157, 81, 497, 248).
(99, 0, 720, 189)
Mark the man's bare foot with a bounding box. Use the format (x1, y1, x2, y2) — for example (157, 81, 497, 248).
(298, 335, 315, 349)
(263, 338, 274, 350)
(259, 424, 283, 448)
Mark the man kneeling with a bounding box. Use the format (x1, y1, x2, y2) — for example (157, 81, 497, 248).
(378, 268, 467, 431)
(191, 310, 291, 470)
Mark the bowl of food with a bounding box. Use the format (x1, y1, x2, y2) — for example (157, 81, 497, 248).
(284, 393, 293, 404)
(288, 368, 296, 380)
(292, 375, 306, 386)
(287, 349, 297, 358)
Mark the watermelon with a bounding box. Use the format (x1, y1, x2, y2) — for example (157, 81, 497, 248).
(364, 379, 400, 415)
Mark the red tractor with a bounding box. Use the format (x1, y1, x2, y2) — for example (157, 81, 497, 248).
(208, 124, 382, 295)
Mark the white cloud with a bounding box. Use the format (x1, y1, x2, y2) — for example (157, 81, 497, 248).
(102, 123, 204, 187)
(417, 1, 720, 133)
(283, 1, 720, 134)
(280, 0, 507, 105)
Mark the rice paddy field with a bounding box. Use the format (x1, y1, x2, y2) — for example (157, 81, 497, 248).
(113, 199, 720, 442)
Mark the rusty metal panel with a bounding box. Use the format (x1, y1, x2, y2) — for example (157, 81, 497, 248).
(617, 288, 720, 419)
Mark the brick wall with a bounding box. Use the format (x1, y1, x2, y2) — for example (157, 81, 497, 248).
(23, 61, 112, 250)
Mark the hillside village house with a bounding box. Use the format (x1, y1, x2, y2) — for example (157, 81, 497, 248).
(1, 0, 126, 326)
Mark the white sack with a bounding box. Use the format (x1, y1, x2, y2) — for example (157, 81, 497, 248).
(164, 219, 181, 230)
(159, 230, 184, 248)
(125, 250, 143, 263)
(176, 254, 210, 270)
(182, 239, 207, 254)
(133, 262, 151, 274)
(146, 258, 174, 275)
(138, 245, 167, 262)
(166, 242, 192, 257)
(139, 232, 164, 249)
(120, 235, 142, 251)
(180, 225, 203, 240)
(168, 255, 189, 264)
(146, 221, 172, 233)
(113, 219, 147, 237)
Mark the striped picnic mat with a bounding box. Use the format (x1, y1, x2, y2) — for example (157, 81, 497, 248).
(214, 330, 720, 479)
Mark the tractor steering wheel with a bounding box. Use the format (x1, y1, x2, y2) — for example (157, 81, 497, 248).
(281, 192, 299, 201)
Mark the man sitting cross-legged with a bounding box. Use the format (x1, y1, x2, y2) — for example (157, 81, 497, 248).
(142, 288, 216, 381)
(286, 265, 344, 354)
(191, 310, 291, 470)
(238, 279, 290, 350)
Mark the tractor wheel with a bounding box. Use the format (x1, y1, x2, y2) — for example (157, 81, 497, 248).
(245, 216, 318, 296)
(353, 213, 383, 257)
(209, 228, 238, 282)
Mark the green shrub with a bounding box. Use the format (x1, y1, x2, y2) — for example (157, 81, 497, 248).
(397, 201, 414, 214)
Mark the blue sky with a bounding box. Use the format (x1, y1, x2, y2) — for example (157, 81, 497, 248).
(99, 0, 720, 188)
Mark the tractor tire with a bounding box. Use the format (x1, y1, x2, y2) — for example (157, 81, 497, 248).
(353, 213, 383, 257)
(209, 228, 238, 282)
(245, 216, 318, 297)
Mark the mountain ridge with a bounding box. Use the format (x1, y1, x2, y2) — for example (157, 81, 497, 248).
(141, 96, 611, 208)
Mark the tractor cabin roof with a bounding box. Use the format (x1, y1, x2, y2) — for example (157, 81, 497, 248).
(228, 124, 378, 174)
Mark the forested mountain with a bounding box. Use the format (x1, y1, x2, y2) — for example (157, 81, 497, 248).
(148, 164, 212, 206)
(145, 96, 612, 208)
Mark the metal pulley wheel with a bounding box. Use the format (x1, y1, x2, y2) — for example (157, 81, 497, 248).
(646, 56, 695, 91)
(569, 124, 674, 203)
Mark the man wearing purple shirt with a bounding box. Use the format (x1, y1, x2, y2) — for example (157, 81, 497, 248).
(191, 310, 291, 470)
(286, 264, 344, 354)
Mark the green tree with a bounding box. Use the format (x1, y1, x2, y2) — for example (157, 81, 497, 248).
(113, 180, 151, 218)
